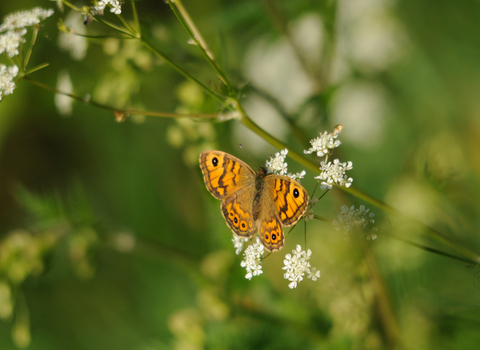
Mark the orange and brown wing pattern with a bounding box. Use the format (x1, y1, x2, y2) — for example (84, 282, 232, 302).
(266, 175, 309, 226)
(221, 188, 257, 237)
(258, 201, 285, 252)
(199, 151, 255, 200)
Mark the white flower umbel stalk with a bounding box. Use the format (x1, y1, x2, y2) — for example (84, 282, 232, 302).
(332, 205, 376, 240)
(0, 7, 54, 32)
(315, 159, 353, 190)
(0, 29, 26, 57)
(96, 1, 123, 15)
(232, 234, 249, 255)
(240, 237, 264, 280)
(282, 245, 320, 289)
(304, 127, 342, 157)
(304, 197, 319, 222)
(0, 65, 19, 100)
(266, 149, 306, 181)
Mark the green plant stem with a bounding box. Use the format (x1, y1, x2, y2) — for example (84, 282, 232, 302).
(24, 63, 49, 76)
(7, 53, 20, 71)
(167, 0, 231, 88)
(342, 185, 480, 264)
(61, 0, 135, 37)
(64, 2, 225, 110)
(238, 108, 315, 170)
(361, 240, 400, 349)
(249, 84, 311, 145)
(384, 233, 478, 265)
(131, 1, 141, 36)
(139, 38, 225, 103)
(94, 15, 136, 37)
(313, 215, 330, 222)
(23, 25, 39, 69)
(61, 0, 82, 12)
(113, 10, 137, 35)
(261, 0, 322, 92)
(23, 76, 219, 119)
(72, 33, 134, 39)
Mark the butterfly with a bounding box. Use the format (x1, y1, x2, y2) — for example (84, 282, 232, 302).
(199, 151, 309, 252)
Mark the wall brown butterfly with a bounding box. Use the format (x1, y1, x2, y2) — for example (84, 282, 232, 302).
(199, 151, 309, 251)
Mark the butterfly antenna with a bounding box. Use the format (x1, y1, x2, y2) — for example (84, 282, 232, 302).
(239, 144, 259, 170)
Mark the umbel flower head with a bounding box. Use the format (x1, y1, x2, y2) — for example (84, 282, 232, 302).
(304, 126, 343, 157)
(240, 237, 264, 280)
(0, 7, 54, 100)
(282, 245, 321, 289)
(315, 159, 353, 190)
(265, 149, 306, 181)
(333, 205, 377, 240)
(0, 65, 19, 101)
(95, 0, 123, 15)
(232, 234, 249, 255)
(0, 29, 26, 57)
(266, 149, 289, 175)
(0, 7, 54, 32)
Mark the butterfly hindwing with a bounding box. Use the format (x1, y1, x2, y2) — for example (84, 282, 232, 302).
(258, 199, 285, 252)
(221, 188, 257, 237)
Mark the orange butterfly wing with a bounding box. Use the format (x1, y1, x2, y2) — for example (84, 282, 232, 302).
(266, 175, 309, 226)
(200, 151, 257, 237)
(258, 199, 285, 251)
(199, 151, 255, 199)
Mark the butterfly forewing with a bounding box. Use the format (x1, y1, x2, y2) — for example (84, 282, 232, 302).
(199, 151, 255, 199)
(266, 175, 309, 226)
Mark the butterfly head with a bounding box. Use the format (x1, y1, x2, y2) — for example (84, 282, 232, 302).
(257, 166, 268, 177)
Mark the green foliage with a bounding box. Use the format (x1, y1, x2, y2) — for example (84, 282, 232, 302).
(1, 0, 480, 349)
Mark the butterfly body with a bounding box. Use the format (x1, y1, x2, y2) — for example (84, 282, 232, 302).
(199, 151, 309, 252)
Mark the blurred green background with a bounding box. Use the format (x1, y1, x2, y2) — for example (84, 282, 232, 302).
(1, 0, 480, 349)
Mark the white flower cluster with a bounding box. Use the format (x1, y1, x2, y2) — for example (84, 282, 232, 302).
(315, 159, 353, 190)
(304, 128, 342, 157)
(0, 65, 19, 101)
(240, 237, 264, 280)
(305, 128, 354, 191)
(232, 234, 249, 255)
(332, 205, 376, 239)
(282, 245, 320, 289)
(288, 170, 306, 181)
(265, 149, 306, 181)
(0, 7, 54, 32)
(266, 149, 288, 175)
(96, 0, 123, 15)
(0, 29, 26, 57)
(0, 7, 54, 100)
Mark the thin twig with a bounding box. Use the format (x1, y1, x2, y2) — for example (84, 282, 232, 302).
(23, 76, 220, 119)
